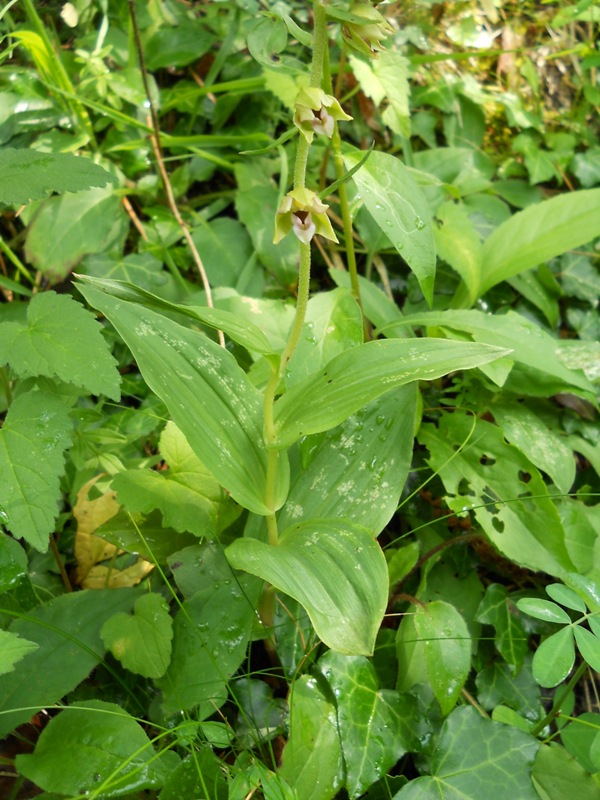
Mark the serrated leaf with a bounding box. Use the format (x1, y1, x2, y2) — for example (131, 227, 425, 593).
(476, 584, 528, 672)
(566, 573, 600, 611)
(113, 422, 239, 537)
(279, 674, 343, 800)
(79, 284, 288, 515)
(573, 626, 600, 672)
(395, 706, 539, 800)
(0, 148, 115, 205)
(0, 390, 72, 551)
(25, 187, 127, 281)
(0, 589, 137, 737)
(0, 291, 120, 398)
(227, 519, 388, 656)
(478, 188, 600, 294)
(532, 626, 575, 688)
(414, 600, 471, 715)
(344, 149, 436, 305)
(0, 631, 38, 676)
(16, 700, 177, 797)
(516, 599, 572, 625)
(278, 385, 417, 535)
(319, 652, 414, 799)
(101, 593, 173, 679)
(273, 338, 509, 447)
(349, 51, 410, 137)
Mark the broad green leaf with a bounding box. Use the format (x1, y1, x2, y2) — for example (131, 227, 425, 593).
(476, 584, 528, 672)
(0, 291, 120, 398)
(82, 252, 168, 293)
(234, 162, 298, 286)
(25, 186, 127, 280)
(533, 743, 600, 800)
(145, 21, 214, 69)
(227, 519, 388, 656)
(278, 386, 417, 535)
(395, 706, 539, 800)
(76, 274, 273, 355)
(349, 51, 410, 137)
(279, 674, 344, 800)
(478, 188, 600, 294)
(191, 217, 254, 289)
(413, 600, 471, 715)
(16, 700, 177, 797)
(273, 595, 316, 679)
(344, 149, 436, 305)
(516, 598, 572, 625)
(434, 201, 483, 304)
(532, 626, 575, 688)
(419, 413, 576, 578)
(159, 542, 261, 716)
(0, 148, 116, 205)
(79, 285, 289, 515)
(560, 713, 600, 774)
(113, 422, 239, 538)
(546, 584, 587, 613)
(573, 626, 600, 672)
(101, 593, 173, 679)
(0, 533, 28, 594)
(0, 631, 38, 676)
(566, 573, 600, 612)
(319, 652, 415, 799)
(0, 588, 137, 737)
(273, 338, 508, 447)
(94, 509, 198, 564)
(491, 402, 575, 494)
(400, 309, 594, 394)
(286, 289, 364, 387)
(160, 750, 228, 800)
(0, 390, 72, 551)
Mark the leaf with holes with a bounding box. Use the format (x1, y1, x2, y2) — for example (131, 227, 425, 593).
(419, 413, 575, 578)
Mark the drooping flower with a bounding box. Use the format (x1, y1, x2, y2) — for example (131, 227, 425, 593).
(274, 187, 338, 245)
(293, 87, 353, 143)
(342, 2, 393, 57)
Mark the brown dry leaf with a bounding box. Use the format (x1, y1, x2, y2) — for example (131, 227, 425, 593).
(73, 475, 154, 588)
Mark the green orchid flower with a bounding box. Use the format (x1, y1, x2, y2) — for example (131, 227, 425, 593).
(274, 187, 338, 245)
(293, 87, 353, 143)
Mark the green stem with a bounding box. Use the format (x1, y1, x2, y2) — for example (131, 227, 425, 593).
(0, 238, 34, 284)
(278, 242, 312, 381)
(322, 39, 367, 335)
(530, 660, 588, 738)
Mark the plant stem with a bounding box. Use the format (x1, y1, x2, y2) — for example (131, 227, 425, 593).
(530, 660, 588, 738)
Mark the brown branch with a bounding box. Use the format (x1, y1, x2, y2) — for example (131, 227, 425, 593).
(127, 0, 224, 348)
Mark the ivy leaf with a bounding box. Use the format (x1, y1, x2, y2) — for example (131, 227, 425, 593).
(476, 584, 529, 672)
(0, 291, 120, 399)
(279, 674, 344, 800)
(227, 519, 388, 656)
(0, 148, 116, 205)
(101, 593, 174, 679)
(533, 743, 600, 800)
(0, 390, 72, 551)
(395, 706, 539, 800)
(318, 652, 415, 799)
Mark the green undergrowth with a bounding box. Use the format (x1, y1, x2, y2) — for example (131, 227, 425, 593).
(1, 1, 600, 798)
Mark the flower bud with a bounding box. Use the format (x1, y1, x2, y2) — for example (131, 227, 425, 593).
(342, 3, 393, 57)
